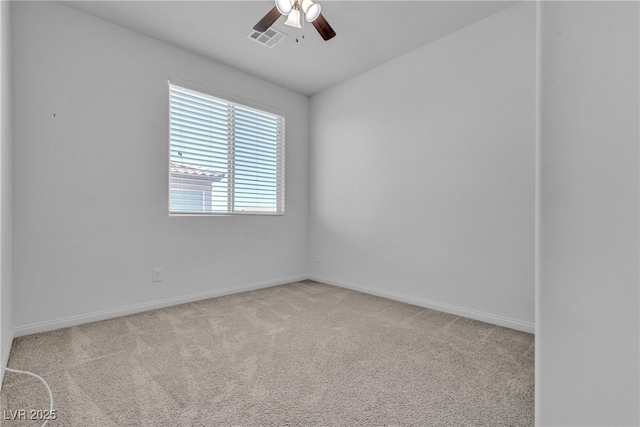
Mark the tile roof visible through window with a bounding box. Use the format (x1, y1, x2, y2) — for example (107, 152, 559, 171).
(169, 162, 225, 181)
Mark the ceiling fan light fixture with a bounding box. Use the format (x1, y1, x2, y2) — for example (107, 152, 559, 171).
(275, 0, 292, 15)
(284, 8, 302, 28)
(301, 0, 321, 22)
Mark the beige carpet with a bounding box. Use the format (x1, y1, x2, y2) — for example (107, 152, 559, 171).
(0, 280, 534, 426)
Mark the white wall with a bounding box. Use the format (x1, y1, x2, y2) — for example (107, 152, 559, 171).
(11, 1, 309, 334)
(309, 3, 536, 332)
(0, 0, 13, 381)
(538, 1, 639, 425)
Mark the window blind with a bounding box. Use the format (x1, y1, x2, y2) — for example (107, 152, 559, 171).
(169, 83, 285, 215)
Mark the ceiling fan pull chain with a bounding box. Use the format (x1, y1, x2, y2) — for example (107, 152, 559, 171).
(296, 12, 306, 43)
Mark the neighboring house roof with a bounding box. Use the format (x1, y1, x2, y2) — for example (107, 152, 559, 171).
(170, 161, 225, 182)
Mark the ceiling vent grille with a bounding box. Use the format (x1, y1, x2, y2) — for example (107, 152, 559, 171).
(247, 27, 287, 48)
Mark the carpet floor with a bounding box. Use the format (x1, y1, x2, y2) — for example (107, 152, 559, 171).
(0, 280, 534, 426)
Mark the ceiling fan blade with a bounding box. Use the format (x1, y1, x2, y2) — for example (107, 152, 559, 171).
(312, 13, 336, 41)
(253, 6, 282, 33)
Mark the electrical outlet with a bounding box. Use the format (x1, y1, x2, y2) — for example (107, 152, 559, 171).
(315, 253, 321, 263)
(152, 268, 162, 282)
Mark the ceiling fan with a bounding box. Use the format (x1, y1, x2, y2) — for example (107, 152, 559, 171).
(253, 0, 336, 41)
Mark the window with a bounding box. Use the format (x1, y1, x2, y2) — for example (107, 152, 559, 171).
(169, 81, 285, 215)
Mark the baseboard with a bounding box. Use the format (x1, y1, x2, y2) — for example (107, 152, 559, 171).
(0, 330, 14, 391)
(13, 273, 535, 337)
(309, 274, 535, 334)
(14, 274, 308, 337)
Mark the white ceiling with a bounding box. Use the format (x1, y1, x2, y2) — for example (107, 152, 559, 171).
(60, 1, 517, 96)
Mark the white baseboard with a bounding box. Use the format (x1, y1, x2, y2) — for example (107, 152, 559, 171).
(309, 274, 535, 334)
(14, 275, 308, 337)
(0, 330, 14, 391)
(13, 273, 534, 337)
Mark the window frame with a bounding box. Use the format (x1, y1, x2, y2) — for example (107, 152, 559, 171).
(168, 78, 285, 217)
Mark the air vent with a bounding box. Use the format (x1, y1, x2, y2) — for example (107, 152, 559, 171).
(247, 27, 287, 48)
